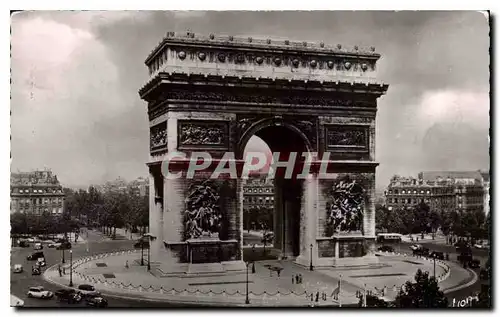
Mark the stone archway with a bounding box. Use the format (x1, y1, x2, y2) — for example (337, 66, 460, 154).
(238, 118, 314, 259)
(139, 32, 389, 273)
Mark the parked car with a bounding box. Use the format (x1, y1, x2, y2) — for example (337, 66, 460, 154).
(55, 289, 82, 304)
(429, 251, 445, 260)
(26, 237, 35, 243)
(33, 243, 43, 250)
(409, 244, 422, 251)
(18, 240, 30, 248)
(86, 296, 108, 307)
(31, 266, 41, 275)
(378, 245, 394, 252)
(48, 242, 61, 248)
(27, 251, 44, 261)
(13, 264, 23, 273)
(77, 284, 100, 297)
(27, 286, 53, 299)
(37, 257, 46, 267)
(455, 241, 471, 250)
(469, 259, 481, 269)
(56, 241, 72, 250)
(413, 247, 430, 257)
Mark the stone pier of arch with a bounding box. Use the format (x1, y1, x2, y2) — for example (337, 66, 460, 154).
(139, 32, 389, 274)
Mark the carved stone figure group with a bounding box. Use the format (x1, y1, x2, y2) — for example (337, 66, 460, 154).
(180, 124, 224, 146)
(184, 181, 223, 239)
(150, 127, 167, 149)
(327, 129, 366, 147)
(326, 179, 365, 233)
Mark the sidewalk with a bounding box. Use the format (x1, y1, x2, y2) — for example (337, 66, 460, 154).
(43, 248, 474, 307)
(401, 234, 446, 244)
(44, 251, 347, 306)
(102, 228, 142, 241)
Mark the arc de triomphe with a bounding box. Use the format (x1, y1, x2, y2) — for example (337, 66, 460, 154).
(139, 32, 388, 274)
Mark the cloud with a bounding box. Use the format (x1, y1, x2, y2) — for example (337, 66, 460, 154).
(11, 16, 132, 186)
(10, 11, 490, 189)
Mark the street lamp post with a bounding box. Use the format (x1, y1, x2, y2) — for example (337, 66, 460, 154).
(251, 244, 256, 274)
(433, 256, 436, 278)
(69, 250, 73, 287)
(147, 238, 151, 271)
(309, 243, 314, 271)
(140, 238, 145, 266)
(245, 261, 250, 304)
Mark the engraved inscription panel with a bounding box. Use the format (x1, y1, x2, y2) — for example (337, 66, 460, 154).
(178, 120, 229, 149)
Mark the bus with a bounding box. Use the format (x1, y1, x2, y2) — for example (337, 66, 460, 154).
(376, 233, 403, 244)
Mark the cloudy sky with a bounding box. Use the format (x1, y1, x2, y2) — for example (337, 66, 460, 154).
(10, 11, 490, 190)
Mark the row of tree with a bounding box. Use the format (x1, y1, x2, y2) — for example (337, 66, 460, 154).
(63, 186, 149, 239)
(243, 206, 273, 231)
(10, 186, 149, 240)
(376, 202, 489, 241)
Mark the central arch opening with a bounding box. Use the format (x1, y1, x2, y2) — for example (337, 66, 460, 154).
(241, 123, 309, 259)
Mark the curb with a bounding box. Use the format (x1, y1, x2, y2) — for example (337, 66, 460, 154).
(442, 268, 479, 294)
(42, 250, 342, 307)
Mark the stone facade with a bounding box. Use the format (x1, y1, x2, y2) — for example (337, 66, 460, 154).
(140, 32, 388, 272)
(10, 170, 65, 216)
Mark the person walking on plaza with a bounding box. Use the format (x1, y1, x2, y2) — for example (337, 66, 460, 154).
(58, 264, 62, 277)
(125, 260, 129, 269)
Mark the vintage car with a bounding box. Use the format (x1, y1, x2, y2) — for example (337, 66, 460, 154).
(27, 251, 44, 261)
(86, 296, 108, 307)
(77, 284, 101, 297)
(377, 245, 395, 252)
(32, 266, 41, 275)
(27, 286, 53, 299)
(36, 257, 46, 267)
(13, 264, 23, 273)
(55, 289, 82, 304)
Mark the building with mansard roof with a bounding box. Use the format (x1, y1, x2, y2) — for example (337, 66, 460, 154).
(385, 170, 488, 215)
(10, 170, 65, 216)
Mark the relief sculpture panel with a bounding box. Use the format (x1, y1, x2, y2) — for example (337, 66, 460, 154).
(178, 120, 229, 150)
(150, 121, 167, 153)
(323, 175, 368, 236)
(183, 179, 223, 240)
(326, 125, 368, 149)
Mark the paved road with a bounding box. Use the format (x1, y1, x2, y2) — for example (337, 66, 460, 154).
(10, 230, 182, 308)
(11, 231, 487, 308)
(377, 240, 488, 307)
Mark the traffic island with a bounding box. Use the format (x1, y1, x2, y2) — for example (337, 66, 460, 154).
(42, 249, 473, 307)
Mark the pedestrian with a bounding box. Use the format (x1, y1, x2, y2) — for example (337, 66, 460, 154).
(295, 274, 300, 284)
(125, 260, 129, 269)
(277, 269, 281, 278)
(58, 264, 62, 277)
(315, 291, 319, 302)
(300, 274, 303, 284)
(62, 267, 66, 275)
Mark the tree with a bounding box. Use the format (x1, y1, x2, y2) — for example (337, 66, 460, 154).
(394, 269, 448, 308)
(474, 258, 491, 308)
(429, 210, 441, 239)
(359, 294, 389, 307)
(414, 202, 431, 238)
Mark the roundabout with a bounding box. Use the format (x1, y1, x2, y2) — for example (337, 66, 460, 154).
(41, 245, 476, 307)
